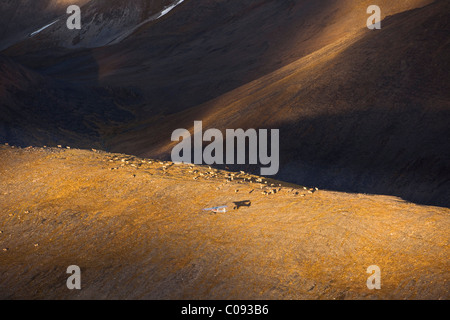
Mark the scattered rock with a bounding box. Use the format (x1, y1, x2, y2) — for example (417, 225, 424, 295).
(307, 282, 316, 292)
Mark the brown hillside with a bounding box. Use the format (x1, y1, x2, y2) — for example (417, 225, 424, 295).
(0, 0, 91, 51)
(1, 0, 449, 207)
(108, 0, 450, 207)
(0, 145, 448, 299)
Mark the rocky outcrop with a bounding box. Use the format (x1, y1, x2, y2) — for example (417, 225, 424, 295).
(0, 0, 91, 50)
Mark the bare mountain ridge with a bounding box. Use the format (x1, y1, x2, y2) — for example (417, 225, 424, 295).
(107, 1, 450, 206)
(1, 0, 449, 207)
(0, 0, 91, 51)
(0, 1, 449, 300)
(0, 55, 135, 148)
(26, 0, 180, 49)
(0, 145, 449, 299)
(6, 0, 434, 110)
(0, 0, 181, 50)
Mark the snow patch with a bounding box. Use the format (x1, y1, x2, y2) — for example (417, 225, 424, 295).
(30, 20, 59, 37)
(156, 0, 185, 19)
(108, 0, 185, 46)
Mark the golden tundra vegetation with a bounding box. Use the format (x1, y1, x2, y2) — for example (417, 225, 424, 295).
(0, 145, 448, 299)
(0, 0, 449, 300)
(2, 0, 449, 207)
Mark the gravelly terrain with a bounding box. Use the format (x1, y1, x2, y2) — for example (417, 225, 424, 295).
(0, 145, 448, 299)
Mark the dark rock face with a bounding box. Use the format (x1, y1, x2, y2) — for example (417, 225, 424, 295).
(0, 0, 91, 51)
(0, 0, 177, 50)
(26, 0, 178, 49)
(0, 55, 135, 148)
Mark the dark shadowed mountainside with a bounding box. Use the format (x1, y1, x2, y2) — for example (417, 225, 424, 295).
(1, 0, 449, 207)
(0, 0, 449, 301)
(0, 0, 91, 51)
